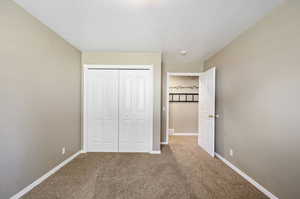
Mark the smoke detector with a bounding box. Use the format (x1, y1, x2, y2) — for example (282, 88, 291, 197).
(180, 50, 187, 55)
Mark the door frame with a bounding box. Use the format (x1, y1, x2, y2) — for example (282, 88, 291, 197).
(165, 72, 201, 144)
(82, 64, 154, 153)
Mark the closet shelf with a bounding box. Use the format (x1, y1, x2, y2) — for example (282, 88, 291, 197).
(169, 85, 199, 89)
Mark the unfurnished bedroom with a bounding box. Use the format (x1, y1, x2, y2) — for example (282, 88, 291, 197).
(1, 0, 299, 199)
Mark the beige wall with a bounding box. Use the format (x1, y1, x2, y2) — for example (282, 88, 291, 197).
(161, 60, 204, 142)
(0, 1, 81, 198)
(81, 52, 162, 151)
(169, 76, 199, 133)
(204, 1, 300, 198)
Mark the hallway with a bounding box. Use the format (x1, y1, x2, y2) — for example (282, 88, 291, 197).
(24, 136, 267, 199)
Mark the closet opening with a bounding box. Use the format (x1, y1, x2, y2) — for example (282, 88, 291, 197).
(166, 73, 200, 144)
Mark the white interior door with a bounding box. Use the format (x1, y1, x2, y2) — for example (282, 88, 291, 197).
(86, 70, 119, 152)
(119, 70, 152, 152)
(198, 67, 216, 157)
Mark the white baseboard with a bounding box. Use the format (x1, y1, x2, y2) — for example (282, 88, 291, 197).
(160, 141, 168, 145)
(172, 133, 198, 136)
(215, 153, 279, 199)
(10, 150, 83, 199)
(149, 150, 161, 154)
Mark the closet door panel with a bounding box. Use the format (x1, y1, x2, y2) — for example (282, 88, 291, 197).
(87, 70, 119, 152)
(119, 70, 151, 152)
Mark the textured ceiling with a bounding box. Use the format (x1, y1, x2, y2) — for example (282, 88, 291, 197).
(14, 0, 284, 62)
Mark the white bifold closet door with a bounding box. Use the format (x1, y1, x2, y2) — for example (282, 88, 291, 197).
(119, 70, 151, 152)
(86, 69, 151, 153)
(87, 70, 119, 152)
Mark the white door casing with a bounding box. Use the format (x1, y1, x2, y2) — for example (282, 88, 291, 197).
(86, 70, 119, 152)
(198, 67, 216, 157)
(119, 70, 152, 152)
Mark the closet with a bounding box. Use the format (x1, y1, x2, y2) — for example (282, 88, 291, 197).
(168, 76, 199, 135)
(85, 67, 152, 153)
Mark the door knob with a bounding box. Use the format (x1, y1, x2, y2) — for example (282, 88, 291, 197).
(208, 114, 219, 118)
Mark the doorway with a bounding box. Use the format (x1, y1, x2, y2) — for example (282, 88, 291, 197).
(166, 69, 216, 157)
(166, 73, 200, 144)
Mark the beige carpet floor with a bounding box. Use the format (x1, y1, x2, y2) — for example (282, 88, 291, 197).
(23, 136, 268, 199)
